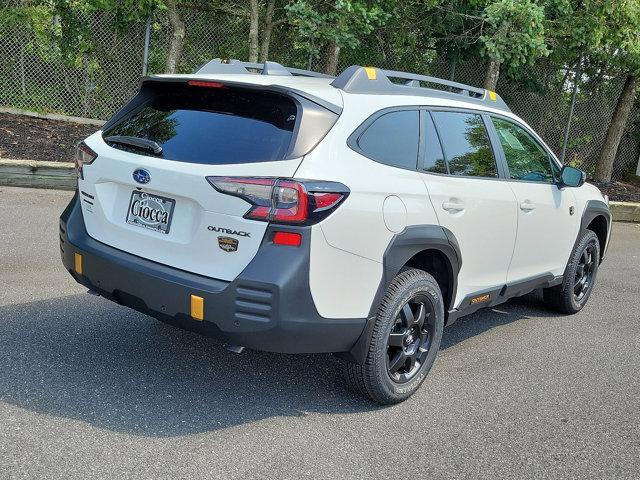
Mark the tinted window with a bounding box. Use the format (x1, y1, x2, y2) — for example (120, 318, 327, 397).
(103, 84, 297, 164)
(357, 110, 419, 170)
(422, 112, 447, 174)
(550, 157, 561, 181)
(492, 117, 554, 183)
(432, 112, 497, 178)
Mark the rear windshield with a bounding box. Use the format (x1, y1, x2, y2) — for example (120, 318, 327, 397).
(103, 84, 298, 164)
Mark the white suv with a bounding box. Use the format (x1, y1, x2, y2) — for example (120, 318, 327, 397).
(60, 60, 611, 404)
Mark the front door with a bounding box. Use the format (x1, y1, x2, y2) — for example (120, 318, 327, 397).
(488, 116, 579, 283)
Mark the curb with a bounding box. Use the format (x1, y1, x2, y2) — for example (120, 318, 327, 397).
(609, 201, 640, 223)
(1, 159, 639, 223)
(0, 159, 76, 190)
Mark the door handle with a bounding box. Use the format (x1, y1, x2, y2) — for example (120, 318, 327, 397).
(520, 201, 536, 211)
(442, 201, 465, 213)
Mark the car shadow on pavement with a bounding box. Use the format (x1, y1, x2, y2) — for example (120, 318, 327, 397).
(439, 290, 558, 350)
(0, 291, 556, 437)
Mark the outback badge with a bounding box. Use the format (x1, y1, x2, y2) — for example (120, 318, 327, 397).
(218, 236, 239, 253)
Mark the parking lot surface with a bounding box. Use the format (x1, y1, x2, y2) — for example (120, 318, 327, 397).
(1, 186, 639, 479)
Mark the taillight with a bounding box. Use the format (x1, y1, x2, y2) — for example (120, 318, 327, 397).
(75, 142, 97, 180)
(206, 177, 349, 225)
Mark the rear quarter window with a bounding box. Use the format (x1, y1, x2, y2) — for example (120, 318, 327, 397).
(352, 110, 420, 170)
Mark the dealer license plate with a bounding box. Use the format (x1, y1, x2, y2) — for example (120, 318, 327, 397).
(126, 191, 175, 234)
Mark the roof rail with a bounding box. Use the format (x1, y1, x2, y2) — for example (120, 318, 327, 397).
(195, 58, 335, 79)
(331, 65, 510, 112)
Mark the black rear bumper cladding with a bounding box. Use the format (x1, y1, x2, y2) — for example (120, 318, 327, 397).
(59, 192, 366, 354)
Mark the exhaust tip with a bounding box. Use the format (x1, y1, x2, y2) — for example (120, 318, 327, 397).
(227, 345, 245, 354)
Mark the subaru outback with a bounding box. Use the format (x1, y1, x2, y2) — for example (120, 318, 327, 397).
(60, 60, 611, 404)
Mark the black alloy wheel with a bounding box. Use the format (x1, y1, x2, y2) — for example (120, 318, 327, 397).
(386, 295, 436, 384)
(574, 242, 597, 302)
(543, 230, 601, 314)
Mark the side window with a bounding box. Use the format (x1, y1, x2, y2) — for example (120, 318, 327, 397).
(357, 110, 419, 170)
(550, 157, 561, 181)
(491, 117, 554, 183)
(421, 112, 447, 174)
(432, 111, 498, 178)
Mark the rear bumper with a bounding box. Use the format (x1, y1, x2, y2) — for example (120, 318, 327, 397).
(59, 192, 366, 354)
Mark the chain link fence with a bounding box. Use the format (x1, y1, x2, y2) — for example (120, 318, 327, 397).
(1, 5, 638, 179)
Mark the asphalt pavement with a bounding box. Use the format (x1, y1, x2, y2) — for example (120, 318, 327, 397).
(1, 185, 639, 479)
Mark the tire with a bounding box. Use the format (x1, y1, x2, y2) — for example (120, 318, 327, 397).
(543, 230, 600, 314)
(345, 268, 444, 405)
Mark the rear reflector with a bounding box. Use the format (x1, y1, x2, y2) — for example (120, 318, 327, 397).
(273, 231, 302, 247)
(74, 253, 83, 274)
(191, 295, 204, 321)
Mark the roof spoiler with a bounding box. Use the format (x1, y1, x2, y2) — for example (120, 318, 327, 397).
(101, 74, 343, 132)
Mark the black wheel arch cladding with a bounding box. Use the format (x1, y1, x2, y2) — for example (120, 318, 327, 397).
(579, 199, 610, 262)
(378, 225, 461, 316)
(341, 225, 460, 365)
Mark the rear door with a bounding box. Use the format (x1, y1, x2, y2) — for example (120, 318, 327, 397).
(418, 110, 518, 306)
(78, 79, 338, 281)
(487, 116, 578, 282)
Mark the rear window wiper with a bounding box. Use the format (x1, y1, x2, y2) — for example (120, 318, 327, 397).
(104, 135, 163, 155)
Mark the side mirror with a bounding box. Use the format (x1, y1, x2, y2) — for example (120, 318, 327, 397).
(558, 165, 586, 188)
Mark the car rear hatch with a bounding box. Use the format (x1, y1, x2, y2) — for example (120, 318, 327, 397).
(77, 77, 340, 281)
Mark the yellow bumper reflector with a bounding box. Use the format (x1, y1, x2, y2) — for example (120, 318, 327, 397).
(488, 90, 497, 101)
(191, 295, 204, 321)
(74, 253, 83, 275)
(364, 67, 377, 80)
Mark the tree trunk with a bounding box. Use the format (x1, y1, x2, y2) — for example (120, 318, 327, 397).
(595, 75, 638, 182)
(165, 0, 185, 74)
(248, 0, 260, 63)
(323, 42, 340, 76)
(259, 0, 275, 63)
(483, 57, 501, 91)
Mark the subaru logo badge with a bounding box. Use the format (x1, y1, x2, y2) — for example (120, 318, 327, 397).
(133, 168, 151, 184)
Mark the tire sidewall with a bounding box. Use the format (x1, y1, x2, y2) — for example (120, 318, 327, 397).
(565, 231, 600, 311)
(369, 272, 444, 402)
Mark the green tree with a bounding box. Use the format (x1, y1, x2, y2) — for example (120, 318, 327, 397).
(285, 0, 391, 74)
(591, 0, 640, 182)
(543, 0, 640, 180)
(480, 0, 549, 90)
(407, 1, 549, 90)
(50, 0, 161, 64)
(0, 4, 54, 99)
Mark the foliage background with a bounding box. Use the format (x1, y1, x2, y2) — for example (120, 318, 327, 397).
(0, 0, 639, 179)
